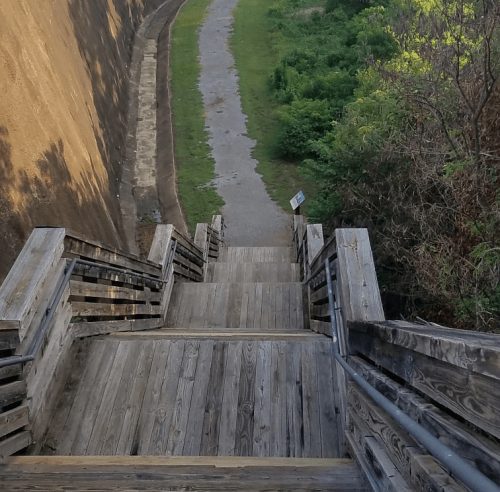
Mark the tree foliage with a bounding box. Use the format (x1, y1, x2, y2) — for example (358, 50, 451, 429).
(268, 0, 500, 330)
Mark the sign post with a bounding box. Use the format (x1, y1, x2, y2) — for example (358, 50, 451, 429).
(290, 190, 306, 215)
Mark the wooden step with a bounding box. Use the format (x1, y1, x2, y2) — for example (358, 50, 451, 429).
(165, 282, 307, 330)
(218, 247, 292, 263)
(109, 328, 323, 340)
(0, 456, 368, 491)
(205, 262, 300, 283)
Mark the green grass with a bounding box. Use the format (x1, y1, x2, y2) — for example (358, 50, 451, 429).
(231, 0, 318, 216)
(171, 0, 224, 233)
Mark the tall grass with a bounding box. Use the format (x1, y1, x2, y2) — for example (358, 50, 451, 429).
(171, 0, 224, 233)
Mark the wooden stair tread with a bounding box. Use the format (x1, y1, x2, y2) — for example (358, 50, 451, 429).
(108, 328, 323, 340)
(218, 246, 293, 263)
(1, 456, 368, 491)
(165, 282, 307, 330)
(205, 262, 300, 283)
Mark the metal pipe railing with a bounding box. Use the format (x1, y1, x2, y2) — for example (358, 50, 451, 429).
(324, 259, 500, 492)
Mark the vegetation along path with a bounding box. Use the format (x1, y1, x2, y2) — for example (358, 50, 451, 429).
(198, 0, 292, 246)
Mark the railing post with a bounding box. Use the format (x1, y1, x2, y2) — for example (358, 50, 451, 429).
(148, 224, 175, 322)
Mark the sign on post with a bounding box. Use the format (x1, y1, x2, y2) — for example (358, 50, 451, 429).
(290, 190, 305, 211)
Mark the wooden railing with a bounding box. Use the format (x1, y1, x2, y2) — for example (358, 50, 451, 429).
(0, 216, 222, 458)
(295, 217, 500, 491)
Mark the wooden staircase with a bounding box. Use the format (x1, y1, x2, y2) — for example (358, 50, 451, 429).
(6, 244, 368, 491)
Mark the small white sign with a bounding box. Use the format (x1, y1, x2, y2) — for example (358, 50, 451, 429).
(290, 190, 305, 211)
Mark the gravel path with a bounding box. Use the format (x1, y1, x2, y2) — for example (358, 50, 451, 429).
(198, 0, 292, 246)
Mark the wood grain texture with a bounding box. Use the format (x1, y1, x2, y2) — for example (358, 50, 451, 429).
(349, 355, 500, 485)
(235, 340, 257, 456)
(349, 324, 500, 440)
(0, 228, 65, 338)
(335, 228, 385, 322)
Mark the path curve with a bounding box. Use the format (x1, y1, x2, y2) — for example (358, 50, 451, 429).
(198, 0, 292, 246)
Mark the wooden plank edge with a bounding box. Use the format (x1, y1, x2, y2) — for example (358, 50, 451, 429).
(2, 456, 353, 467)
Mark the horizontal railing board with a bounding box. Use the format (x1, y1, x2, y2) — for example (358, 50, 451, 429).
(350, 320, 500, 380)
(173, 264, 203, 283)
(349, 322, 500, 440)
(173, 251, 204, 276)
(0, 363, 22, 382)
(0, 430, 31, 459)
(71, 264, 162, 290)
(64, 232, 161, 278)
(349, 355, 500, 485)
(71, 302, 162, 317)
(348, 382, 467, 492)
(346, 410, 413, 492)
(69, 281, 162, 303)
(0, 405, 30, 440)
(0, 381, 27, 409)
(0, 331, 21, 351)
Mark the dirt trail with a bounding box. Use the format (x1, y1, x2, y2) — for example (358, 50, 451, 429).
(198, 0, 292, 246)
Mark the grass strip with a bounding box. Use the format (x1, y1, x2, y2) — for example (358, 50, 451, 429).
(231, 0, 317, 216)
(171, 0, 224, 233)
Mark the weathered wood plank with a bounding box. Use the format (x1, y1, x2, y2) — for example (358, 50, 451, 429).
(69, 280, 161, 303)
(69, 340, 120, 455)
(0, 331, 21, 351)
(346, 411, 412, 492)
(0, 430, 31, 458)
(350, 320, 500, 381)
(235, 340, 257, 456)
(37, 339, 93, 455)
(349, 383, 467, 492)
(183, 340, 214, 456)
(173, 263, 203, 282)
(53, 340, 108, 455)
(147, 340, 184, 455)
(0, 381, 27, 410)
(166, 340, 201, 456)
(0, 228, 65, 338)
(0, 362, 22, 382)
(71, 263, 162, 289)
(201, 341, 227, 456)
(0, 405, 30, 441)
(211, 215, 223, 234)
(316, 341, 342, 458)
(98, 342, 144, 455)
(147, 224, 174, 268)
(64, 232, 161, 277)
(306, 224, 324, 268)
(85, 341, 134, 455)
(27, 296, 75, 443)
(218, 341, 243, 456)
(71, 301, 162, 317)
(270, 341, 287, 457)
(136, 340, 172, 455)
(302, 342, 322, 458)
(349, 325, 500, 441)
(349, 355, 500, 484)
(115, 340, 155, 455)
(309, 320, 331, 337)
(0, 456, 367, 491)
(286, 342, 303, 457)
(253, 341, 272, 456)
(335, 228, 385, 322)
(72, 318, 162, 338)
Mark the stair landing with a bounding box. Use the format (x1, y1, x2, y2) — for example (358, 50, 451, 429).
(39, 335, 343, 459)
